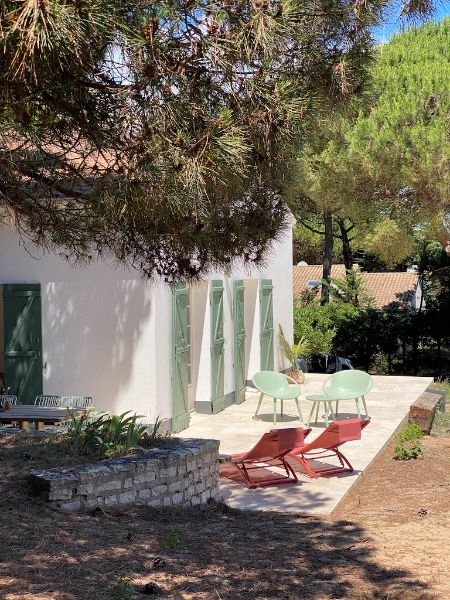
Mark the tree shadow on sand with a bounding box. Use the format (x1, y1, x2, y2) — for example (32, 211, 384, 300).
(0, 496, 434, 600)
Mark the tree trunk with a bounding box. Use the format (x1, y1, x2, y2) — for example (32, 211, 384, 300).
(402, 338, 406, 374)
(338, 218, 353, 270)
(436, 339, 442, 379)
(321, 211, 333, 305)
(412, 332, 418, 375)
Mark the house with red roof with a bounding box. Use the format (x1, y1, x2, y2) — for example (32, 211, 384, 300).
(293, 264, 423, 310)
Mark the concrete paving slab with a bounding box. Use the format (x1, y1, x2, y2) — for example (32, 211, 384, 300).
(176, 374, 433, 514)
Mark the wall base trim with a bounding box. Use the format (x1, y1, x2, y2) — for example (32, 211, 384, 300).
(224, 392, 235, 409)
(195, 391, 236, 415)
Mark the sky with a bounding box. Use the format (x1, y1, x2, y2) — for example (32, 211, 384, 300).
(373, 2, 450, 42)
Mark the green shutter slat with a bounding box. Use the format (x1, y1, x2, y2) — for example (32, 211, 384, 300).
(171, 284, 190, 432)
(210, 280, 225, 414)
(233, 280, 246, 404)
(260, 279, 274, 371)
(2, 283, 43, 404)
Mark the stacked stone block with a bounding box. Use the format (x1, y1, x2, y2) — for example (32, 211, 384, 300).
(28, 438, 220, 511)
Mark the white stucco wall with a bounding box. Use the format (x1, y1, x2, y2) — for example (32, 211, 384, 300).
(192, 221, 294, 408)
(0, 228, 162, 422)
(0, 214, 294, 425)
(243, 279, 259, 383)
(413, 281, 425, 311)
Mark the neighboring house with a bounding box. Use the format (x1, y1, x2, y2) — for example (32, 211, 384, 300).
(293, 264, 423, 310)
(0, 220, 294, 432)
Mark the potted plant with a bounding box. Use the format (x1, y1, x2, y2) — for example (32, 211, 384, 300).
(277, 325, 310, 384)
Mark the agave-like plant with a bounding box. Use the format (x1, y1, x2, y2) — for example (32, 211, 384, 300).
(67, 410, 154, 458)
(278, 324, 311, 370)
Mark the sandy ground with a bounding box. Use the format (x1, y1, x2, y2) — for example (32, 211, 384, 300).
(333, 434, 450, 599)
(0, 433, 448, 599)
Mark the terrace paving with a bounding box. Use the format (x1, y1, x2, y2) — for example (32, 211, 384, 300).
(176, 374, 433, 514)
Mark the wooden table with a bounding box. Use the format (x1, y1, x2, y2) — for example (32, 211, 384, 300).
(0, 406, 86, 431)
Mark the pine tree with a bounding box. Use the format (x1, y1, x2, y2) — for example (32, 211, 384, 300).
(290, 16, 450, 284)
(0, 0, 432, 280)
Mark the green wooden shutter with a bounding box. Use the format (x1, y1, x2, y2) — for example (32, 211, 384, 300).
(233, 280, 246, 404)
(3, 284, 43, 405)
(260, 279, 274, 371)
(210, 280, 225, 414)
(171, 284, 190, 432)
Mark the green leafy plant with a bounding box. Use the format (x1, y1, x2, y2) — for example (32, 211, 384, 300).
(142, 415, 168, 446)
(110, 574, 134, 600)
(371, 354, 390, 375)
(163, 527, 185, 550)
(293, 300, 339, 357)
(67, 411, 162, 459)
(394, 422, 424, 460)
(278, 325, 311, 369)
(431, 408, 450, 436)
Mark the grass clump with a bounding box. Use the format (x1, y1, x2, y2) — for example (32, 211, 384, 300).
(394, 421, 424, 460)
(163, 527, 185, 550)
(110, 574, 134, 600)
(431, 383, 450, 436)
(431, 406, 450, 436)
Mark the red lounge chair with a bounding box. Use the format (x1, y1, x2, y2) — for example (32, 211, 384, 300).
(288, 418, 370, 478)
(222, 427, 312, 489)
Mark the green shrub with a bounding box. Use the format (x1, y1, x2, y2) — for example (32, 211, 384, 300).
(293, 301, 339, 355)
(111, 574, 134, 600)
(67, 411, 166, 459)
(371, 354, 389, 375)
(394, 421, 424, 460)
(163, 527, 185, 550)
(397, 422, 424, 441)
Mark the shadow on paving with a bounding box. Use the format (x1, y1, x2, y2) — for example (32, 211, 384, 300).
(0, 498, 434, 600)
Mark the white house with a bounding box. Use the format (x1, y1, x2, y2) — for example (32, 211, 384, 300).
(0, 220, 294, 432)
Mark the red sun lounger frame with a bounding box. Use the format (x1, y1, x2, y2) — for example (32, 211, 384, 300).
(228, 427, 312, 489)
(289, 418, 370, 478)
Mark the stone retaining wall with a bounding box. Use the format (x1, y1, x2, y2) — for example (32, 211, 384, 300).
(28, 438, 220, 511)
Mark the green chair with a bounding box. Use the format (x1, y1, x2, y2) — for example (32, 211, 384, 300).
(252, 371, 303, 425)
(323, 370, 373, 419)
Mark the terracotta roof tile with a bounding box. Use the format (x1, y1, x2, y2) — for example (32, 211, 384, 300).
(293, 264, 419, 309)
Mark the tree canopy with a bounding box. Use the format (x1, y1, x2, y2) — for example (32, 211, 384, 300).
(0, 0, 433, 280)
(290, 16, 450, 274)
(351, 16, 450, 227)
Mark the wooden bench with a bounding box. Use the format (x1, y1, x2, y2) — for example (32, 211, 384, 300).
(409, 388, 446, 434)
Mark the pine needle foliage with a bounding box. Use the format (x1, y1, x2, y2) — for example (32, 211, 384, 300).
(352, 17, 450, 217)
(0, 0, 434, 280)
(326, 268, 374, 308)
(290, 16, 450, 269)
